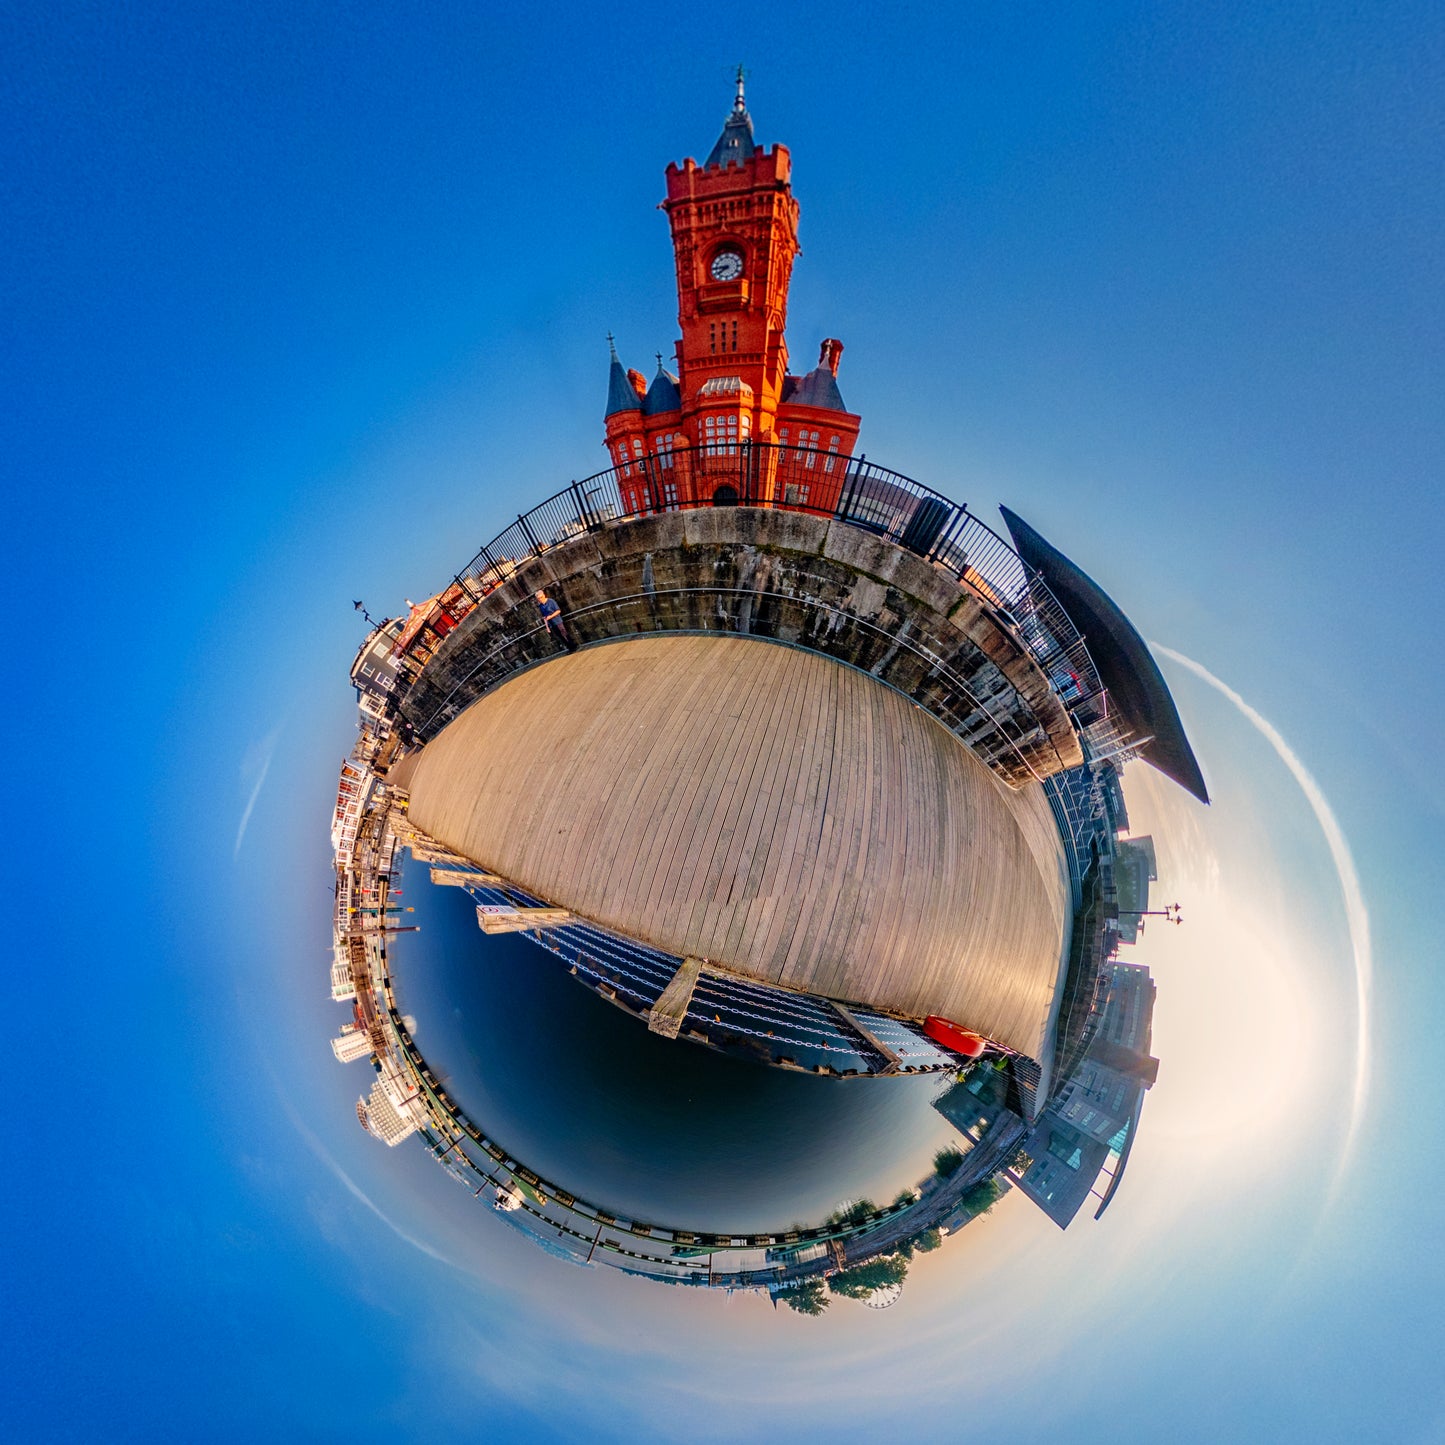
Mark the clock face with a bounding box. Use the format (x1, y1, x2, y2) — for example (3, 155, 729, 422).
(710, 249, 744, 282)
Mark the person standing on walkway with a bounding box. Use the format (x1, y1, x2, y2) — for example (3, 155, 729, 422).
(535, 589, 578, 653)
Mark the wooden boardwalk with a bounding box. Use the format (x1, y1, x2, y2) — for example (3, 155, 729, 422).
(404, 635, 1072, 1059)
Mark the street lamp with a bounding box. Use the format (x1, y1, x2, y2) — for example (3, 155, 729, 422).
(1118, 902, 1183, 932)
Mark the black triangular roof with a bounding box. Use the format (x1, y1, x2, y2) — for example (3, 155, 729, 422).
(999, 507, 1209, 804)
(706, 107, 756, 168)
(643, 364, 682, 416)
(605, 350, 641, 417)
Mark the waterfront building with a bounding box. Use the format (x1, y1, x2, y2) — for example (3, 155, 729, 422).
(933, 1061, 1019, 1145)
(1114, 836, 1159, 944)
(330, 752, 375, 859)
(931, 953, 1160, 1232)
(604, 72, 862, 512)
(329, 944, 356, 1003)
(1009, 1119, 1115, 1228)
(1007, 962, 1159, 1227)
(330, 1024, 372, 1064)
(1050, 1052, 1154, 1145)
(1092, 963, 1156, 1054)
(356, 1073, 426, 1148)
(350, 617, 405, 728)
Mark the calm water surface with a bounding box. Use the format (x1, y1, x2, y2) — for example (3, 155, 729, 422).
(389, 875, 960, 1231)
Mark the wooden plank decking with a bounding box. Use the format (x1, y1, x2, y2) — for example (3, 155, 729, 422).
(404, 635, 1072, 1059)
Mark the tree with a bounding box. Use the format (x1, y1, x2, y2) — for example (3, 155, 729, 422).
(959, 1177, 1006, 1217)
(827, 1256, 909, 1299)
(933, 1146, 965, 1178)
(780, 1279, 829, 1315)
(824, 1197, 878, 1227)
(892, 1188, 919, 1208)
(898, 1226, 942, 1260)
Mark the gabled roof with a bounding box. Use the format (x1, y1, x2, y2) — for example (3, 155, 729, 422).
(787, 366, 849, 412)
(998, 507, 1210, 804)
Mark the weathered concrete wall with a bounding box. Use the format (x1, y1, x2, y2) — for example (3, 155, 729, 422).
(400, 508, 1083, 784)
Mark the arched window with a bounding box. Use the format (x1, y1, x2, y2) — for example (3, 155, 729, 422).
(702, 414, 739, 456)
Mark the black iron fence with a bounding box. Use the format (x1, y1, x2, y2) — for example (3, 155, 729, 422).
(445, 441, 1106, 728)
(409, 586, 1068, 781)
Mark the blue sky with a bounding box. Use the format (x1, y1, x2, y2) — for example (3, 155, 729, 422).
(5, 3, 1444, 1440)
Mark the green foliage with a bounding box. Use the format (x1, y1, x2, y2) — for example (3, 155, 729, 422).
(933, 1146, 965, 1178)
(824, 1197, 878, 1227)
(827, 1255, 909, 1298)
(780, 1279, 830, 1315)
(898, 1226, 943, 1260)
(892, 1188, 919, 1208)
(959, 1177, 1006, 1217)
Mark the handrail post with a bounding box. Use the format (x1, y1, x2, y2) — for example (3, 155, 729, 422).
(837, 451, 865, 523)
(476, 543, 503, 590)
(516, 510, 542, 555)
(641, 454, 660, 515)
(570, 480, 596, 533)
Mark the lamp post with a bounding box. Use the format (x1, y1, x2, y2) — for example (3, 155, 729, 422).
(1118, 902, 1183, 932)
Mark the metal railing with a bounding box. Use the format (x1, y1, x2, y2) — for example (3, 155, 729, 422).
(439, 442, 1106, 728)
(408, 586, 1066, 779)
(461, 878, 955, 1077)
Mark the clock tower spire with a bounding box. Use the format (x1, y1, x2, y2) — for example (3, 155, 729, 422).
(603, 81, 862, 510)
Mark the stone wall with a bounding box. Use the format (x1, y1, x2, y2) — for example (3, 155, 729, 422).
(400, 507, 1082, 785)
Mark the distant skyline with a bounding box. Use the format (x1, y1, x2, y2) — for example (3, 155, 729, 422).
(6, 3, 1443, 1440)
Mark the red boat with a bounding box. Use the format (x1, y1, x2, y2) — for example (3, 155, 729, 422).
(923, 1016, 988, 1058)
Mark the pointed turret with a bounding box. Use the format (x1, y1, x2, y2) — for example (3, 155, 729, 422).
(605, 335, 642, 416)
(643, 354, 682, 416)
(705, 65, 756, 168)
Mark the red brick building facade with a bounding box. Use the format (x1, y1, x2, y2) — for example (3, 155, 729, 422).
(605, 77, 863, 514)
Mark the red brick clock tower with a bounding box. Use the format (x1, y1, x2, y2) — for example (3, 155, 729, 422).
(605, 73, 862, 511)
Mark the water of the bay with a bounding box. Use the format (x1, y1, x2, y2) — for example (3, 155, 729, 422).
(388, 871, 962, 1233)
